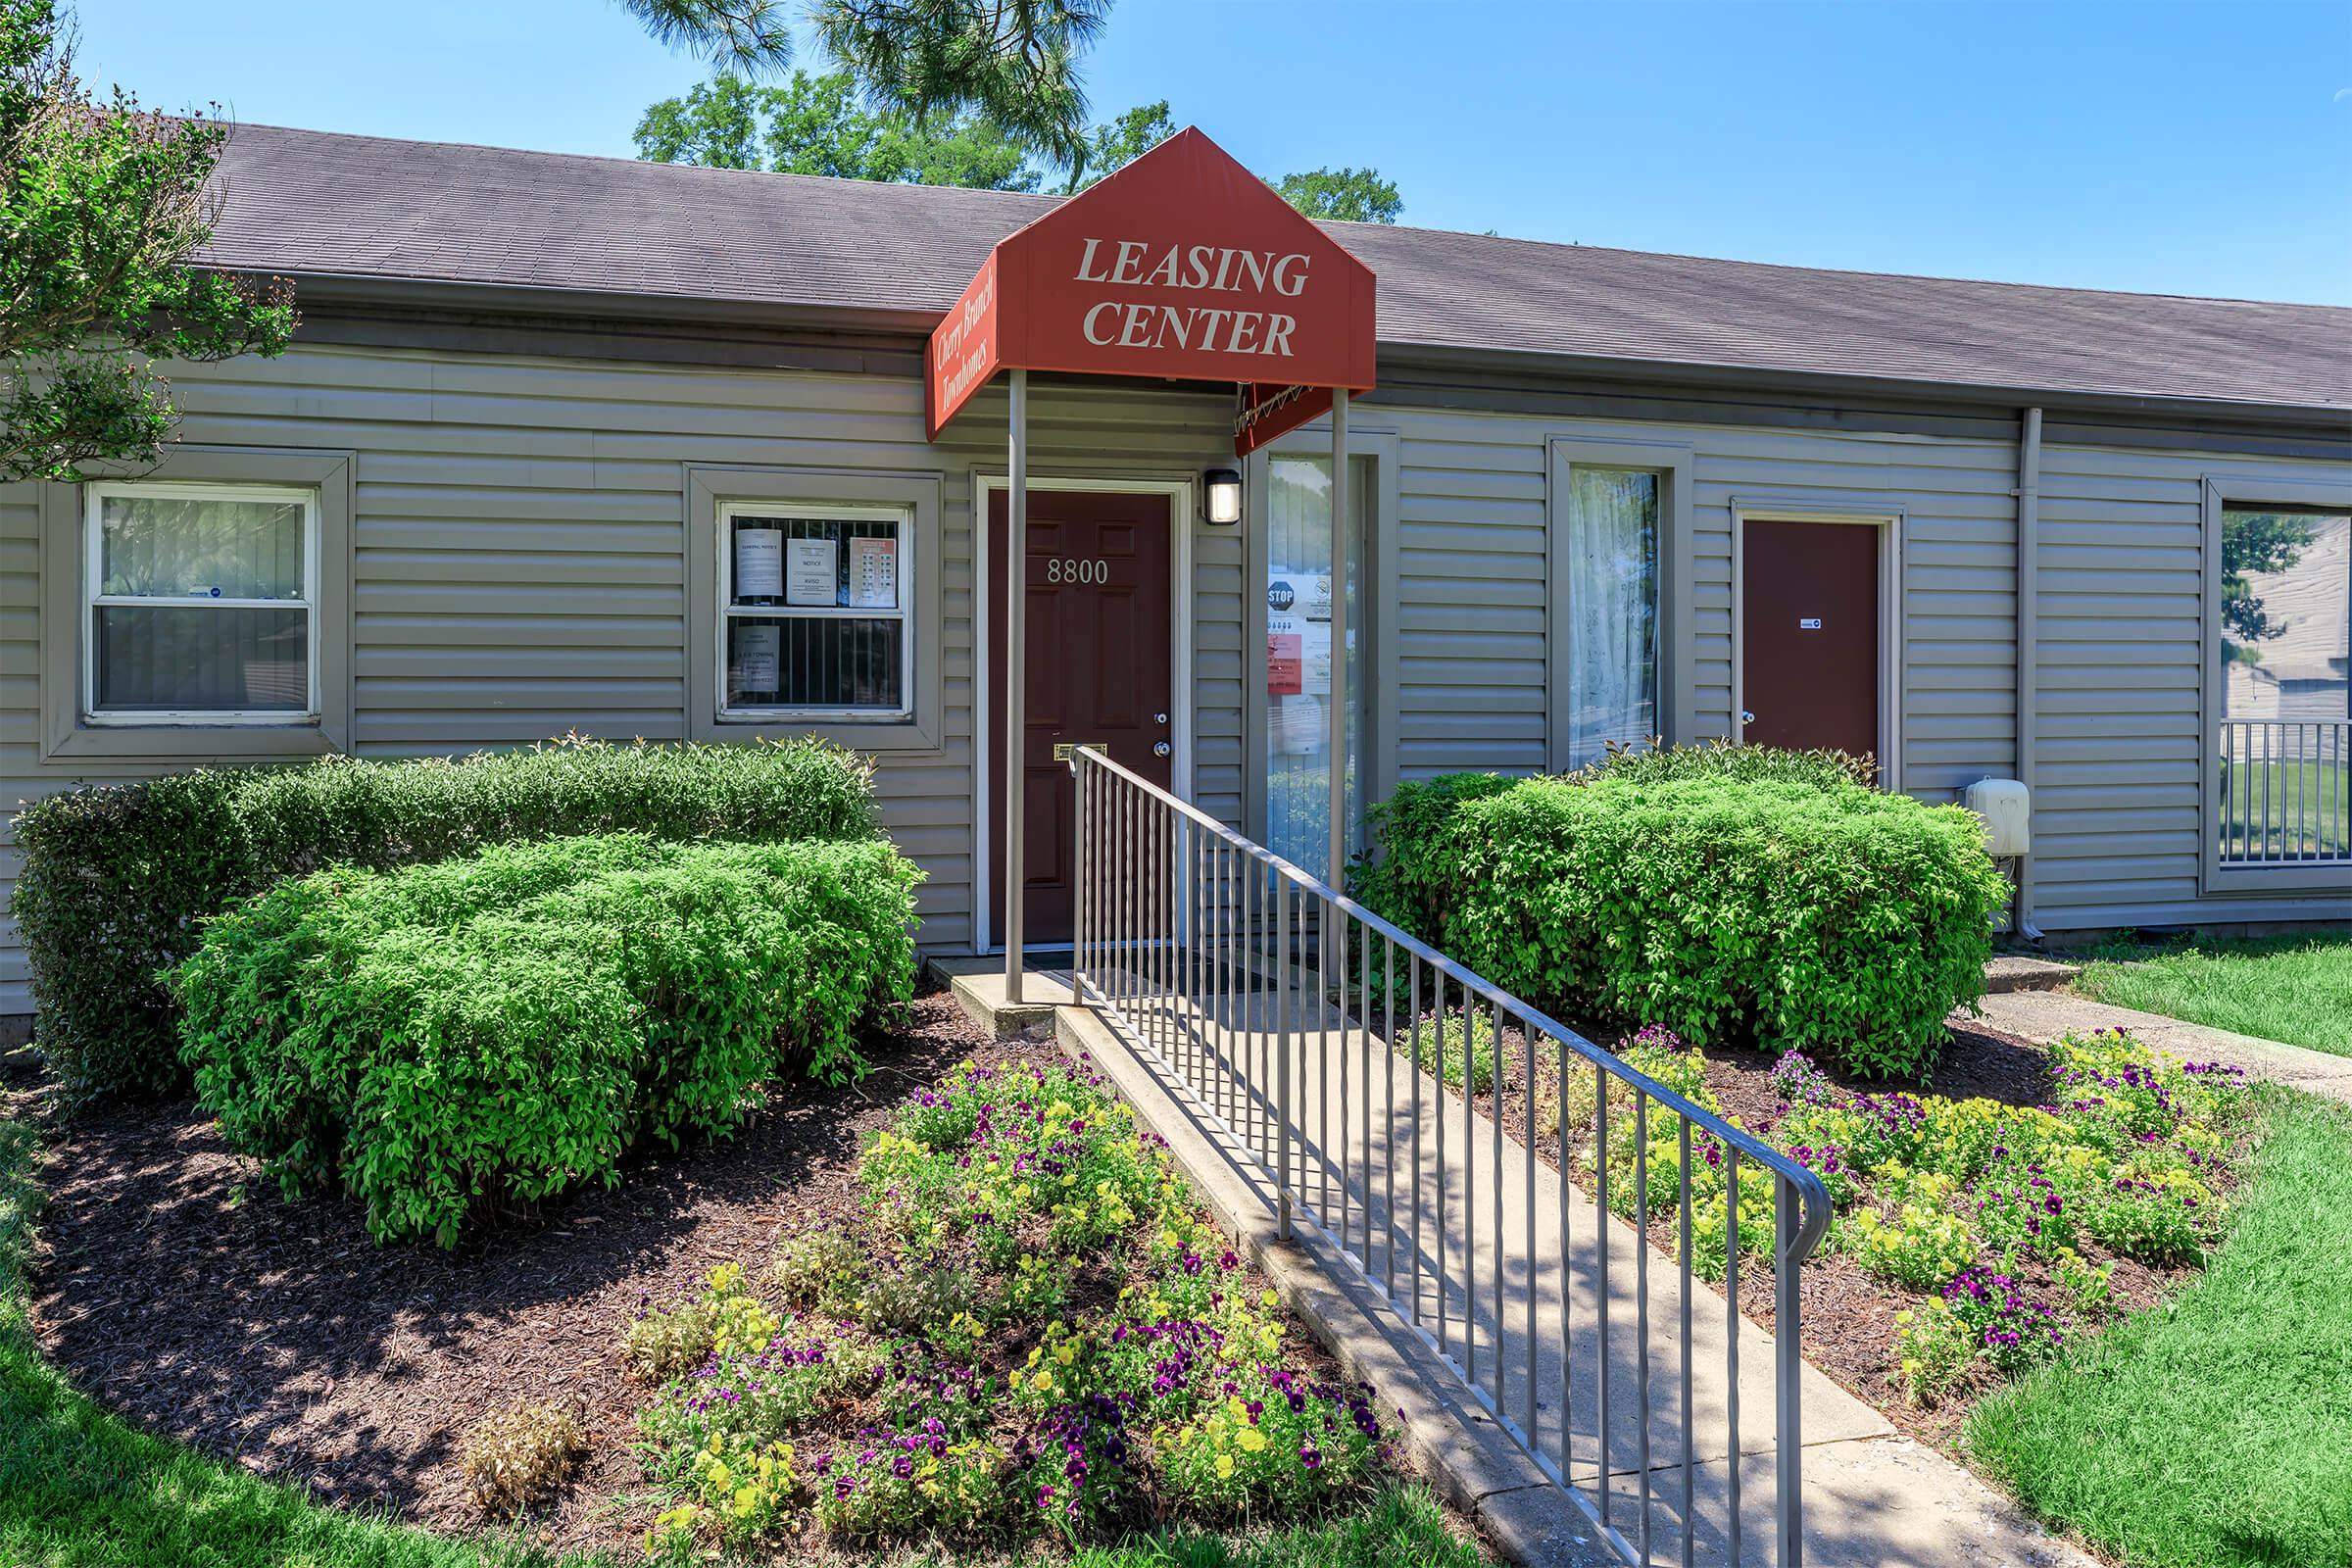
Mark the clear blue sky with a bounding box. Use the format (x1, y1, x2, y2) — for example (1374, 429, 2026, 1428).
(79, 0, 2352, 304)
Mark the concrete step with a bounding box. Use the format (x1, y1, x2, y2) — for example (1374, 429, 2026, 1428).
(1984, 955, 2082, 994)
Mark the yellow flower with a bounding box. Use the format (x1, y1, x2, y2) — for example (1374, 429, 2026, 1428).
(1237, 1427, 1267, 1452)
(1216, 1453, 1235, 1479)
(1008, 1369, 1024, 1389)
(1054, 1343, 1077, 1366)
(1261, 1289, 1279, 1307)
(1227, 1396, 1250, 1422)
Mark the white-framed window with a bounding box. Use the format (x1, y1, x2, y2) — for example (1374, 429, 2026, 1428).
(83, 480, 320, 725)
(715, 500, 913, 720)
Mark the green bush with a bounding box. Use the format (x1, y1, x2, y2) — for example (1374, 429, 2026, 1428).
(169, 833, 919, 1246)
(1348, 770, 1515, 941)
(1349, 743, 1872, 944)
(11, 734, 876, 1101)
(1581, 736, 1876, 790)
(1362, 761, 2007, 1077)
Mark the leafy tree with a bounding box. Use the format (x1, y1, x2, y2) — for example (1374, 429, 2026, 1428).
(1061, 97, 1172, 191)
(0, 0, 295, 482)
(1272, 166, 1402, 224)
(809, 0, 1109, 168)
(636, 69, 1039, 188)
(2221, 511, 2319, 652)
(620, 0, 795, 76)
(619, 0, 1110, 169)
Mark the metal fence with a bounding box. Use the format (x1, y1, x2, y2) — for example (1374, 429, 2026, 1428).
(2217, 719, 2350, 864)
(1067, 746, 1834, 1566)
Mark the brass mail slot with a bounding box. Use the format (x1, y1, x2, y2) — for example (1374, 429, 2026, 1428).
(1054, 741, 1104, 762)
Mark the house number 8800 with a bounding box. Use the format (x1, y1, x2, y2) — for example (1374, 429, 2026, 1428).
(1045, 557, 1110, 585)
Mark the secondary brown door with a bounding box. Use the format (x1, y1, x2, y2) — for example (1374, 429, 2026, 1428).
(988, 489, 1174, 946)
(1740, 518, 1882, 765)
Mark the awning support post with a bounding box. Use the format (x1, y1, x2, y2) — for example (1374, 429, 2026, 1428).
(1327, 389, 1350, 888)
(1004, 368, 1029, 1002)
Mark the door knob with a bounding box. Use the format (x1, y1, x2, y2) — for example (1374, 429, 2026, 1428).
(1154, 711, 1169, 725)
(1740, 710, 1757, 726)
(1152, 741, 1172, 758)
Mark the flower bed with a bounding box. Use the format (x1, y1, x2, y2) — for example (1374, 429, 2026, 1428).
(619, 1052, 1401, 1560)
(1388, 1013, 2255, 1429)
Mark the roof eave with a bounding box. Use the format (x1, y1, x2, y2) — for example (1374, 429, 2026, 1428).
(1374, 339, 2352, 432)
(255, 269, 2352, 433)
(272, 270, 946, 340)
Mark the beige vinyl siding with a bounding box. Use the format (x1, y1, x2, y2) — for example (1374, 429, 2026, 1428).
(1192, 519, 1248, 829)
(1, 488, 36, 1010)
(1693, 423, 2024, 795)
(1387, 416, 1552, 778)
(2034, 440, 2351, 931)
(1371, 406, 2021, 798)
(9, 335, 2348, 1020)
(0, 346, 1230, 1009)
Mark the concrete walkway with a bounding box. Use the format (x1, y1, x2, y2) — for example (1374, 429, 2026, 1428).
(1057, 974, 2095, 1568)
(1974, 988, 2352, 1105)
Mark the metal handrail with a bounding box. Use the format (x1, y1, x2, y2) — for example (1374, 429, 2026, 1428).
(1067, 744, 1834, 1566)
(1070, 745, 1837, 1254)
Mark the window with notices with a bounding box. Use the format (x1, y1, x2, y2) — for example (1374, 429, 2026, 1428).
(718, 504, 910, 718)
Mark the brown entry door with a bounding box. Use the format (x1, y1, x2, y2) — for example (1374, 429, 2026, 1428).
(988, 489, 1174, 946)
(1741, 518, 1882, 766)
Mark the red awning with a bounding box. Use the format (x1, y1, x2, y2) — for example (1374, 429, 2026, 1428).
(926, 128, 1377, 455)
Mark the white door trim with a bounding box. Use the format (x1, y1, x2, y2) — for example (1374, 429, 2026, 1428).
(1730, 500, 1905, 790)
(973, 470, 1197, 955)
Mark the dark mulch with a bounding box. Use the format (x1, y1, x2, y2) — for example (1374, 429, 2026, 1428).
(1428, 1010, 2224, 1449)
(25, 990, 993, 1554)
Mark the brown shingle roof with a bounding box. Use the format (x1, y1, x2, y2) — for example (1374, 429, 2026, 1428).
(201, 122, 2352, 412)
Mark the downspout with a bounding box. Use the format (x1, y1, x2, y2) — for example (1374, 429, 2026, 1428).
(2014, 407, 2044, 940)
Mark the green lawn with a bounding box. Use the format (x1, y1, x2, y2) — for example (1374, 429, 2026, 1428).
(2071, 931, 2352, 1056)
(2215, 758, 2350, 860)
(0, 1100, 1479, 1568)
(1967, 1092, 2352, 1568)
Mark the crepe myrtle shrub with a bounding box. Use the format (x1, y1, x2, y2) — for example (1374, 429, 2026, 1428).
(1386, 772, 2006, 1077)
(9, 732, 876, 1102)
(170, 832, 919, 1246)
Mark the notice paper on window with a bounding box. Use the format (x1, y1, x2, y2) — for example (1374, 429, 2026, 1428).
(1267, 631, 1302, 696)
(734, 526, 783, 599)
(848, 535, 898, 609)
(734, 623, 780, 693)
(1299, 622, 1332, 696)
(786, 537, 839, 606)
(1270, 695, 1324, 756)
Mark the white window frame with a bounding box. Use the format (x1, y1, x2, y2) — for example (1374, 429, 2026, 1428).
(1544, 437, 1694, 771)
(82, 479, 321, 727)
(714, 498, 916, 723)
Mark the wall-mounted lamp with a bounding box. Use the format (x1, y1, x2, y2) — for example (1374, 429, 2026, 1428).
(1203, 467, 1243, 525)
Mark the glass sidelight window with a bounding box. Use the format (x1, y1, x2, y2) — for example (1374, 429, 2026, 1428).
(717, 502, 912, 719)
(2214, 506, 2349, 864)
(84, 482, 318, 722)
(1560, 466, 1659, 767)
(1263, 453, 1370, 870)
